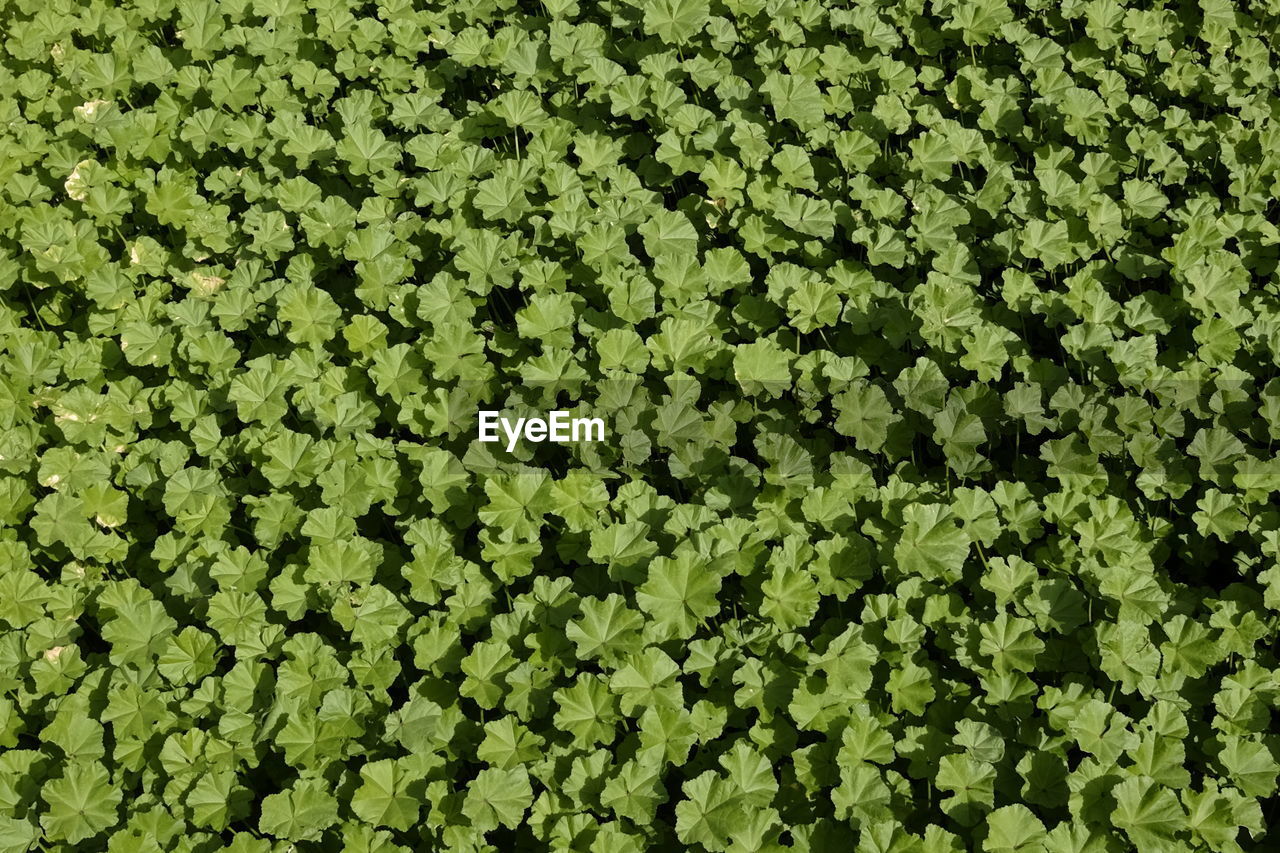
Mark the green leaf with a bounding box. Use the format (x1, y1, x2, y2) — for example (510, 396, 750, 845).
(259, 778, 340, 841)
(0, 817, 37, 853)
(894, 504, 971, 582)
(733, 340, 792, 395)
(40, 761, 121, 844)
(1111, 776, 1185, 849)
(983, 804, 1046, 853)
(567, 594, 644, 663)
(462, 767, 533, 833)
(642, 0, 710, 45)
(350, 760, 420, 831)
(636, 554, 722, 640)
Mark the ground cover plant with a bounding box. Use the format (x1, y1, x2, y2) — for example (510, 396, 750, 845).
(3, 0, 1280, 850)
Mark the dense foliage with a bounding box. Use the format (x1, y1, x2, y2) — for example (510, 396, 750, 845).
(3, 0, 1280, 850)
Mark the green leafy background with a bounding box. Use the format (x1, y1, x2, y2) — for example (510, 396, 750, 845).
(2, 0, 1280, 850)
